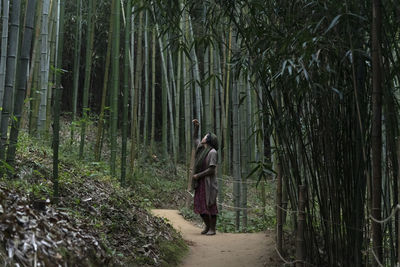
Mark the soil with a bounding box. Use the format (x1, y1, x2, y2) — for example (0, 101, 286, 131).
(152, 209, 279, 267)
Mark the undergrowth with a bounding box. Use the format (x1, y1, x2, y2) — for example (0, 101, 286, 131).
(1, 127, 188, 266)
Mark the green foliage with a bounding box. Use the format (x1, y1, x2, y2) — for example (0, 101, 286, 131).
(157, 237, 188, 267)
(0, 160, 14, 176)
(127, 151, 187, 210)
(217, 211, 238, 232)
(5, 128, 187, 266)
(179, 206, 197, 221)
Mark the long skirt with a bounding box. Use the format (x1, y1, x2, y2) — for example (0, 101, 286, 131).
(194, 177, 218, 215)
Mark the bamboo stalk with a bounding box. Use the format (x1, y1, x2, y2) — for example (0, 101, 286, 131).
(94, 0, 115, 161)
(371, 0, 383, 261)
(134, 2, 143, 147)
(6, 0, 37, 167)
(277, 160, 283, 254)
(71, 0, 82, 143)
(296, 185, 306, 266)
(52, 0, 65, 201)
(223, 25, 232, 175)
(143, 9, 149, 146)
(232, 30, 241, 229)
(45, 0, 57, 133)
(0, 0, 10, 126)
(397, 140, 400, 266)
(150, 27, 155, 150)
(110, 0, 120, 175)
(154, 19, 176, 158)
(79, 0, 97, 159)
(183, 6, 191, 171)
(0, 0, 21, 161)
(121, 0, 131, 186)
(37, 0, 50, 134)
(174, 10, 182, 162)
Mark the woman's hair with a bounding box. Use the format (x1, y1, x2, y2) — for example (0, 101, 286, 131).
(206, 133, 219, 151)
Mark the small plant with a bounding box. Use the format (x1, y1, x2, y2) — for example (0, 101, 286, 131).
(179, 207, 197, 221)
(216, 211, 237, 232)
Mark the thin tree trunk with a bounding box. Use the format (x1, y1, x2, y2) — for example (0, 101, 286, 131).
(37, 0, 50, 134)
(45, 0, 57, 133)
(162, 40, 168, 157)
(94, 0, 114, 161)
(232, 32, 241, 230)
(223, 26, 232, 175)
(0, 0, 21, 161)
(188, 14, 202, 130)
(167, 34, 177, 162)
(209, 42, 215, 131)
(204, 45, 209, 131)
(6, 0, 36, 167)
(129, 5, 136, 172)
(150, 27, 155, 150)
(71, 0, 82, 143)
(134, 3, 143, 147)
(79, 0, 96, 159)
(143, 9, 149, 146)
(276, 151, 283, 254)
(52, 0, 65, 201)
(397, 140, 400, 266)
(29, 43, 41, 135)
(121, 0, 131, 186)
(154, 17, 176, 158)
(215, 47, 223, 210)
(240, 74, 248, 230)
(0, 0, 10, 125)
(174, 0, 183, 160)
(21, 0, 42, 130)
(371, 0, 383, 263)
(110, 0, 120, 175)
(203, 2, 210, 132)
(174, 46, 181, 161)
(183, 6, 191, 168)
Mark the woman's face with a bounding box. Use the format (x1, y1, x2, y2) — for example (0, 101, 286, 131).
(201, 134, 209, 144)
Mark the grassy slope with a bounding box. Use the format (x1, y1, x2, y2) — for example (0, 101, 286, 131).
(0, 131, 187, 266)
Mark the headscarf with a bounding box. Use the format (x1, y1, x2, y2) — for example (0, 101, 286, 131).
(192, 133, 218, 191)
(194, 133, 218, 173)
(206, 133, 218, 151)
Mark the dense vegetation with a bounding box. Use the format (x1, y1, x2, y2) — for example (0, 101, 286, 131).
(0, 123, 188, 266)
(0, 0, 399, 265)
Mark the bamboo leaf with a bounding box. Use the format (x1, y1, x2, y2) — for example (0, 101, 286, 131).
(324, 14, 341, 34)
(331, 87, 343, 99)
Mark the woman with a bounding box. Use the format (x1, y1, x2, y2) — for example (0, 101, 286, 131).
(191, 119, 218, 235)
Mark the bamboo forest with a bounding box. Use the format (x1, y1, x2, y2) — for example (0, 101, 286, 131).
(0, 0, 398, 266)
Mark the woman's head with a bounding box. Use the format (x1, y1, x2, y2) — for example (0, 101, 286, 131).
(201, 133, 219, 150)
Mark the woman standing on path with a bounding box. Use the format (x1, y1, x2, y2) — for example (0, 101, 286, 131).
(191, 119, 219, 235)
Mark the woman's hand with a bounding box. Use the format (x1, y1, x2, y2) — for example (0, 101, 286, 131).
(192, 167, 215, 181)
(192, 119, 200, 126)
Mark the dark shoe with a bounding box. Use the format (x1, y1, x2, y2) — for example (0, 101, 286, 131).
(206, 230, 216, 235)
(206, 216, 217, 235)
(201, 215, 210, 235)
(201, 228, 210, 235)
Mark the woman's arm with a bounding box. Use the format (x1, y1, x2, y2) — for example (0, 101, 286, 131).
(192, 119, 200, 147)
(193, 166, 216, 180)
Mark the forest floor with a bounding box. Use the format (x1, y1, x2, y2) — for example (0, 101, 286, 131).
(0, 130, 188, 266)
(152, 209, 279, 267)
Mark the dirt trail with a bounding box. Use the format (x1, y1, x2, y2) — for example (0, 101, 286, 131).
(152, 209, 278, 267)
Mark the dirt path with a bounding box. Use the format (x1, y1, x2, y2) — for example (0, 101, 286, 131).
(152, 209, 278, 267)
